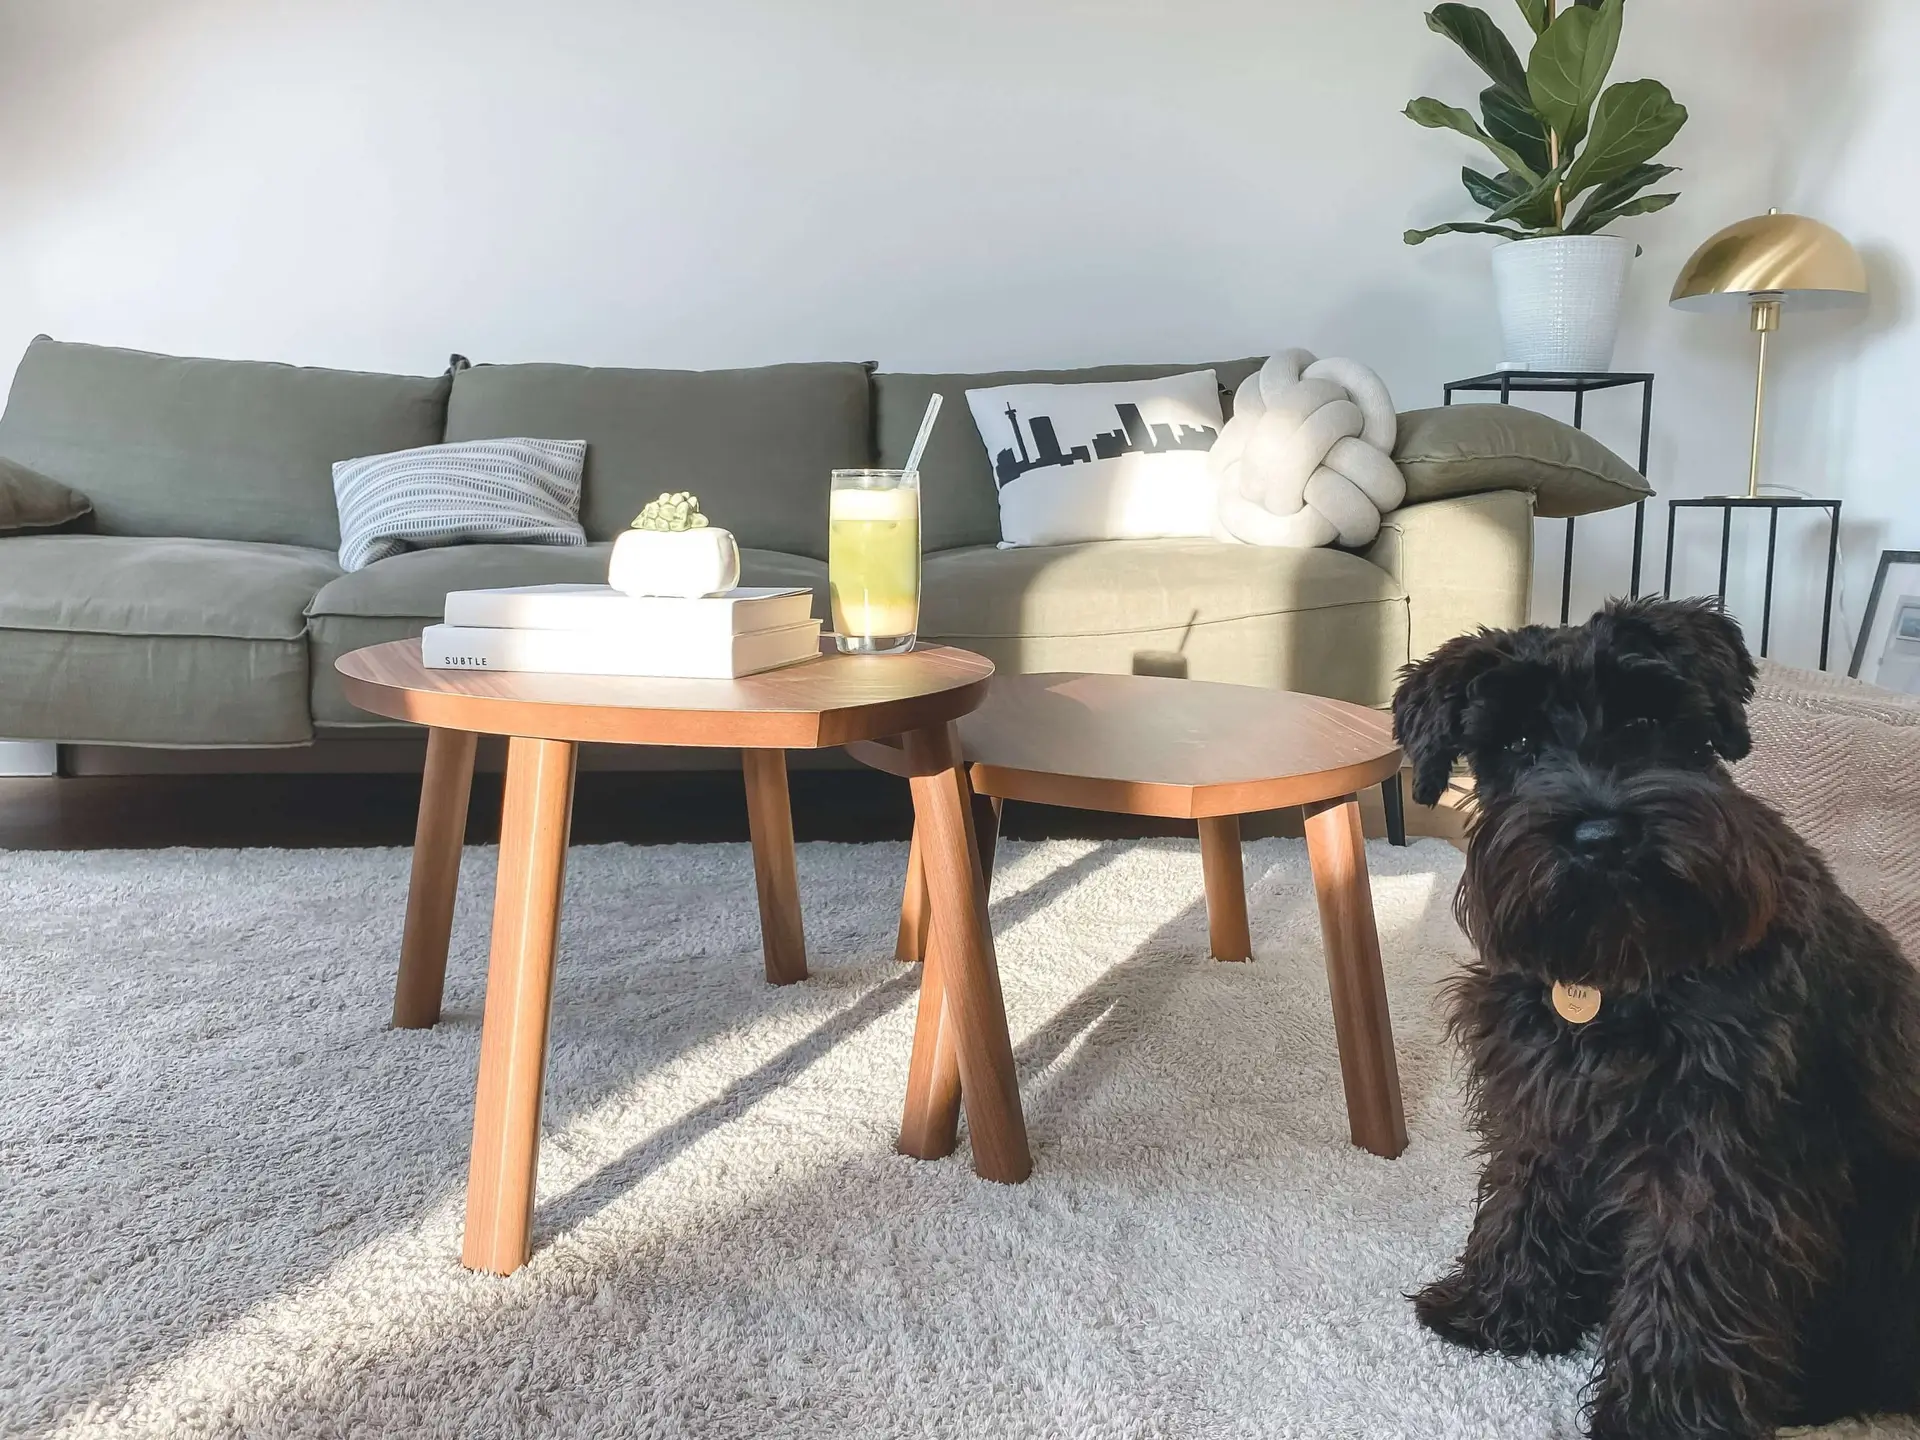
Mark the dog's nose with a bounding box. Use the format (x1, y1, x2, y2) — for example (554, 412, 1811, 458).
(1571, 816, 1630, 853)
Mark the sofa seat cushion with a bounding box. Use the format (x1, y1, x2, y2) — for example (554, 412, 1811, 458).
(307, 543, 829, 726)
(920, 539, 1409, 707)
(0, 535, 341, 744)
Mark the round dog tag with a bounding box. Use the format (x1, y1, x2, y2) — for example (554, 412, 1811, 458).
(1552, 981, 1603, 1025)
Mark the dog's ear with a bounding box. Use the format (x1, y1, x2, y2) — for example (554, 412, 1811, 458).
(1599, 597, 1758, 761)
(1393, 630, 1519, 806)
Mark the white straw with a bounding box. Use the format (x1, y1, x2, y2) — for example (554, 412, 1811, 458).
(901, 393, 943, 478)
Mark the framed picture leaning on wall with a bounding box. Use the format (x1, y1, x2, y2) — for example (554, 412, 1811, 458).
(1850, 550, 1920, 694)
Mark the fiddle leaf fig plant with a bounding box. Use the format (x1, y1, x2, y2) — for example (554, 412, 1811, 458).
(1404, 0, 1687, 245)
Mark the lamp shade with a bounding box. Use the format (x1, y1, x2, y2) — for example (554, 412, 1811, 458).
(1670, 212, 1868, 315)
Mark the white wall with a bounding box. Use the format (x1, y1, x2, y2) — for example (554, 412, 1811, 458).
(0, 0, 1913, 668)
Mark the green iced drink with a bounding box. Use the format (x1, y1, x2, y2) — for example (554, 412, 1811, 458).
(829, 473, 920, 654)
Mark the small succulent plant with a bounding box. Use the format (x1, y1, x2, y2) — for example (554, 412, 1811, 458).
(631, 491, 710, 532)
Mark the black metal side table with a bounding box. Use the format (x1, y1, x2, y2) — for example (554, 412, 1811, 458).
(1663, 496, 1842, 668)
(1443, 371, 1653, 623)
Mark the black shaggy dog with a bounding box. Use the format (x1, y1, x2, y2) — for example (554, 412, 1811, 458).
(1393, 597, 1920, 1439)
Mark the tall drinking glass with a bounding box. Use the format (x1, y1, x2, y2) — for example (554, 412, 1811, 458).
(829, 468, 920, 654)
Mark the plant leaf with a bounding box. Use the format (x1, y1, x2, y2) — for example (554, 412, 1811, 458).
(1426, 5, 1529, 102)
(1568, 191, 1679, 234)
(1481, 85, 1552, 174)
(1486, 166, 1567, 228)
(1405, 221, 1536, 246)
(1563, 79, 1688, 198)
(1527, 0, 1621, 151)
(1565, 161, 1677, 229)
(1513, 0, 1549, 35)
(1463, 166, 1528, 211)
(1406, 97, 1543, 183)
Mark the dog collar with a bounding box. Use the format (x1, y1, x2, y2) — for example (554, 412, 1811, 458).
(1551, 981, 1603, 1025)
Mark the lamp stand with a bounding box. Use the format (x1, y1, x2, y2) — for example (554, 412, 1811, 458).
(1745, 294, 1782, 499)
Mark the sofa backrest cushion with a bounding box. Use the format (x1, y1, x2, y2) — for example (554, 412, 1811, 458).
(0, 337, 450, 548)
(443, 360, 872, 557)
(875, 359, 1265, 553)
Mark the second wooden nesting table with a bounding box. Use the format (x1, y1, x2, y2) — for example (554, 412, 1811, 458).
(853, 671, 1409, 1161)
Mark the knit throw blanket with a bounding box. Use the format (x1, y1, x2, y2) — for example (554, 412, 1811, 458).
(1732, 661, 1920, 958)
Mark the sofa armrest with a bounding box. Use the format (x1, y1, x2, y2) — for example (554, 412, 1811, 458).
(1365, 489, 1534, 663)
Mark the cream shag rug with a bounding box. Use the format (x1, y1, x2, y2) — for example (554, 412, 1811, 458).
(2, 838, 1912, 1440)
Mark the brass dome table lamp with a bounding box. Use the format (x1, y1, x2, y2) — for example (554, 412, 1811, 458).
(1670, 210, 1868, 497)
(1664, 211, 1867, 669)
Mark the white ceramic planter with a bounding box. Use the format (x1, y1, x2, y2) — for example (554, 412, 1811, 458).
(1491, 234, 1636, 372)
(608, 526, 741, 598)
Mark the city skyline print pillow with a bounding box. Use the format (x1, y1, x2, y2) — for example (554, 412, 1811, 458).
(964, 371, 1224, 547)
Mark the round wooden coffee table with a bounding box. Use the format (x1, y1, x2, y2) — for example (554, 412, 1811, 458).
(337, 638, 1028, 1275)
(852, 671, 1408, 1160)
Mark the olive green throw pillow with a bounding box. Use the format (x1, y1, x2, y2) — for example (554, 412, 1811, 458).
(1393, 405, 1652, 519)
(0, 454, 91, 533)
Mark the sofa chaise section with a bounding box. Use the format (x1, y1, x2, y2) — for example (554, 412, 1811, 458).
(919, 538, 1408, 705)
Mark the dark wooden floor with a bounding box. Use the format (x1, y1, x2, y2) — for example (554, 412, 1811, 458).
(0, 770, 1225, 850)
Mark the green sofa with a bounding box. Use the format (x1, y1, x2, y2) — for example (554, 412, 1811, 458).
(0, 338, 1646, 759)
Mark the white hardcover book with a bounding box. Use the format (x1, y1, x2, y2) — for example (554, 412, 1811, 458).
(442, 584, 814, 636)
(421, 620, 822, 679)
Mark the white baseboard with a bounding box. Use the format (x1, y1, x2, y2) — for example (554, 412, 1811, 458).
(0, 740, 58, 776)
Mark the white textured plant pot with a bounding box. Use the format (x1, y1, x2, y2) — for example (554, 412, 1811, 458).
(608, 526, 741, 598)
(1491, 235, 1636, 372)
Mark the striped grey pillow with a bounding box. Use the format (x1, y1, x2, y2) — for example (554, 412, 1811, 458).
(332, 437, 589, 571)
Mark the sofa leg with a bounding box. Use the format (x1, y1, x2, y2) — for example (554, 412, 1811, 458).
(1380, 774, 1408, 848)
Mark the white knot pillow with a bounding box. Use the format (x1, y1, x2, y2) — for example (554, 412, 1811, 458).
(1208, 349, 1407, 549)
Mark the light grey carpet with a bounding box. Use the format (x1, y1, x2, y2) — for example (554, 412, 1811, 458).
(1, 838, 1910, 1440)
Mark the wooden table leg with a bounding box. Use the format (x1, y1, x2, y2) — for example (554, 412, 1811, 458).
(898, 917, 963, 1159)
(898, 726, 1030, 1183)
(462, 735, 577, 1275)
(897, 794, 999, 965)
(742, 749, 807, 986)
(898, 790, 1002, 1158)
(393, 726, 478, 1028)
(895, 825, 932, 964)
(1303, 794, 1408, 1160)
(1198, 814, 1252, 962)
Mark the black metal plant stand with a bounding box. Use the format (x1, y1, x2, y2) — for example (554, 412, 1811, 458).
(1663, 496, 1843, 669)
(1443, 371, 1654, 623)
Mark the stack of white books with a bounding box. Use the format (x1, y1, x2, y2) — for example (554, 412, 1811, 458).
(422, 584, 822, 679)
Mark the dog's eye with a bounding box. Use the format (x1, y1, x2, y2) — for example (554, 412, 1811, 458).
(1504, 735, 1534, 755)
(1622, 716, 1657, 734)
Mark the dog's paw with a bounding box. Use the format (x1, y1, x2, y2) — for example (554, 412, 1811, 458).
(1413, 1272, 1590, 1357)
(1412, 1273, 1502, 1353)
